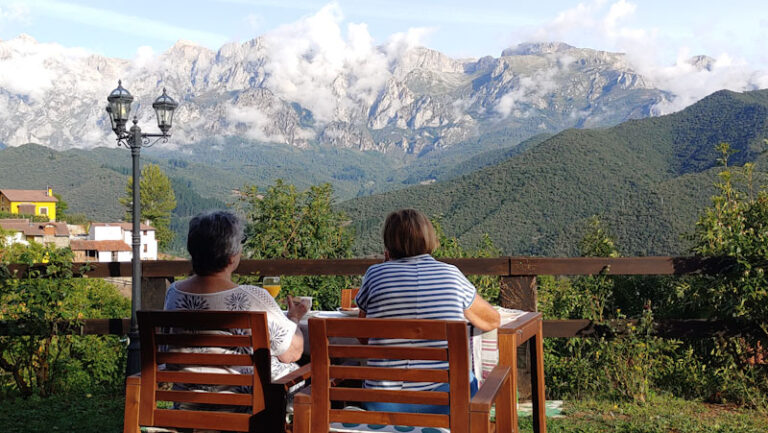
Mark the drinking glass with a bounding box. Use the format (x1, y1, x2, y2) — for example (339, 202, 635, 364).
(262, 276, 281, 298)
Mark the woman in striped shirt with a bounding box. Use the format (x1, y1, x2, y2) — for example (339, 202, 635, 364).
(355, 209, 501, 414)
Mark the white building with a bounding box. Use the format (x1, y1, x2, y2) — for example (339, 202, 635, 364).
(70, 222, 158, 262)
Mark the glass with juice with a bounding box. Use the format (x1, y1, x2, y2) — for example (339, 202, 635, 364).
(262, 276, 281, 298)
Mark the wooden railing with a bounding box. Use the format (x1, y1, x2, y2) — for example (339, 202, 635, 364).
(2, 256, 758, 339)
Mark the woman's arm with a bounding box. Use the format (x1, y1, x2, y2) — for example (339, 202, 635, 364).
(464, 294, 501, 331)
(278, 296, 309, 363)
(277, 328, 304, 363)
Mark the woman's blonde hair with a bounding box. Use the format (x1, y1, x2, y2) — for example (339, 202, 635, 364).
(382, 209, 439, 259)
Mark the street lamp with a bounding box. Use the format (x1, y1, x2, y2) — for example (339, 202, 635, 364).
(105, 80, 178, 376)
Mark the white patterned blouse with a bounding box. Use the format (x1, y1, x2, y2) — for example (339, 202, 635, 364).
(163, 283, 300, 395)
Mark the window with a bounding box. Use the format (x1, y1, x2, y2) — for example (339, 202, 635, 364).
(143, 230, 147, 236)
(143, 244, 148, 253)
(39, 207, 48, 215)
(112, 252, 119, 262)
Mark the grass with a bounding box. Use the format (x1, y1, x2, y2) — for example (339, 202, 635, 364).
(0, 391, 124, 433)
(0, 392, 766, 432)
(519, 395, 768, 433)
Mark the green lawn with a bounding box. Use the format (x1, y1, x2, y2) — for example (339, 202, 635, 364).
(0, 392, 765, 433)
(519, 396, 768, 433)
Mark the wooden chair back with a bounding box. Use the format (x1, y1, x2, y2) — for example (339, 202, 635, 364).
(340, 288, 360, 309)
(135, 310, 280, 432)
(307, 317, 472, 432)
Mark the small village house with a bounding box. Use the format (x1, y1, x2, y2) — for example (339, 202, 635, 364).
(0, 188, 58, 222)
(70, 222, 158, 262)
(0, 218, 70, 248)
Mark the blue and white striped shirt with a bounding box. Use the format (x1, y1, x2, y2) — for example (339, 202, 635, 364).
(355, 254, 477, 391)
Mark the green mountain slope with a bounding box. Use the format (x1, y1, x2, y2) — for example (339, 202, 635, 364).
(340, 89, 768, 256)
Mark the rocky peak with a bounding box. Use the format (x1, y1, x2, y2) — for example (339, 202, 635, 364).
(502, 42, 575, 57)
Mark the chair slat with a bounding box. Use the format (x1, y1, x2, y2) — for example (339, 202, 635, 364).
(157, 352, 253, 366)
(153, 408, 251, 431)
(329, 409, 449, 428)
(328, 345, 447, 361)
(155, 333, 252, 347)
(325, 318, 447, 339)
(144, 311, 252, 329)
(329, 366, 448, 383)
(330, 387, 449, 405)
(156, 390, 252, 406)
(157, 371, 253, 386)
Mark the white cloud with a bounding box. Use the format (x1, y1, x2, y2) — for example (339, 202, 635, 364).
(132, 46, 157, 69)
(495, 63, 562, 118)
(259, 3, 414, 122)
(0, 35, 91, 100)
(524, 0, 768, 115)
(0, 2, 28, 24)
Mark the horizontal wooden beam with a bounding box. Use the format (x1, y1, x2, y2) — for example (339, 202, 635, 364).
(508, 256, 733, 276)
(2, 318, 762, 339)
(4, 256, 732, 279)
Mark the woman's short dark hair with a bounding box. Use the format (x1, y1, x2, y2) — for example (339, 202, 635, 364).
(382, 209, 439, 259)
(187, 210, 243, 276)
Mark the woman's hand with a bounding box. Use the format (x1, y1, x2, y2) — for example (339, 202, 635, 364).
(286, 295, 309, 323)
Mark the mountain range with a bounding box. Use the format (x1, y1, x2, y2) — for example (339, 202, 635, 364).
(0, 35, 669, 155)
(340, 89, 768, 257)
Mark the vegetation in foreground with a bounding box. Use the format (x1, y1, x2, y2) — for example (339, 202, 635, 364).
(1, 143, 767, 430)
(1, 393, 765, 433)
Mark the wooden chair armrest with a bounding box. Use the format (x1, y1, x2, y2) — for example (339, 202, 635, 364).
(498, 312, 542, 344)
(273, 363, 312, 388)
(294, 384, 312, 405)
(125, 373, 141, 386)
(469, 365, 510, 412)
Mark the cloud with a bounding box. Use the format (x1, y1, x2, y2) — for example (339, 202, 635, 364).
(495, 60, 565, 118)
(25, 1, 229, 51)
(0, 2, 29, 24)
(0, 35, 91, 100)
(259, 3, 422, 122)
(523, 0, 768, 114)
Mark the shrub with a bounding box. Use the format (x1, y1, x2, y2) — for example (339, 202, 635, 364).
(0, 241, 130, 396)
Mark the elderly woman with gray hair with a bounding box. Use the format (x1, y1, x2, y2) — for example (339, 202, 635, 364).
(163, 210, 308, 398)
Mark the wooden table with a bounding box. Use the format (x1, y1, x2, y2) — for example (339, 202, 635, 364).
(497, 311, 546, 433)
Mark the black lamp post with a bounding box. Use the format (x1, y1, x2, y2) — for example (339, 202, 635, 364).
(106, 80, 178, 376)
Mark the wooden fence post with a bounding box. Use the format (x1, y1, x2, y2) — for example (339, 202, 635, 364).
(141, 277, 171, 310)
(500, 275, 538, 400)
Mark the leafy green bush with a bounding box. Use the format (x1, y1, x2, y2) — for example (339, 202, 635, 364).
(540, 147, 768, 407)
(0, 240, 130, 397)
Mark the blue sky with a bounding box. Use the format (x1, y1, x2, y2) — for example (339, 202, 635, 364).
(0, 0, 766, 67)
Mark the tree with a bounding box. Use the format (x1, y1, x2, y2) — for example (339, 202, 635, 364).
(53, 193, 68, 222)
(237, 180, 353, 309)
(119, 163, 177, 250)
(239, 180, 352, 260)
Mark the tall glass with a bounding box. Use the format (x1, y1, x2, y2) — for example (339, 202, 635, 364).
(262, 276, 281, 298)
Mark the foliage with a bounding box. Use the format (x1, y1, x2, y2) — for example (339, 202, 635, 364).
(539, 152, 768, 407)
(0, 211, 49, 222)
(120, 163, 177, 250)
(689, 143, 768, 329)
(0, 241, 130, 397)
(236, 180, 355, 310)
(431, 218, 502, 304)
(341, 89, 768, 257)
(0, 391, 125, 433)
(52, 193, 68, 222)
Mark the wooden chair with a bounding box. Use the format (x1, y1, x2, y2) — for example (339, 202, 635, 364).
(340, 288, 359, 309)
(294, 317, 513, 433)
(123, 311, 310, 433)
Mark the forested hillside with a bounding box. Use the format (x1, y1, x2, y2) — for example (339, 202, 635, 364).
(340, 89, 768, 256)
